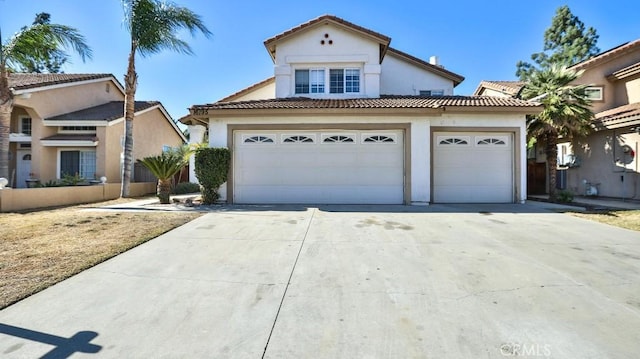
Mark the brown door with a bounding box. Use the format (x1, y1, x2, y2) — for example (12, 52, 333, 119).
(527, 161, 546, 195)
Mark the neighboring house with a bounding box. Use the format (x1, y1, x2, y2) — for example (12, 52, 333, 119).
(473, 80, 525, 98)
(560, 39, 640, 199)
(477, 39, 640, 199)
(181, 15, 540, 205)
(8, 73, 185, 188)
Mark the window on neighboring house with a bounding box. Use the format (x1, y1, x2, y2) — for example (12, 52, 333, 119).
(20, 117, 32, 135)
(419, 90, 445, 96)
(585, 86, 603, 101)
(60, 150, 96, 179)
(60, 126, 97, 133)
(330, 69, 360, 93)
(295, 69, 325, 94)
(162, 145, 172, 152)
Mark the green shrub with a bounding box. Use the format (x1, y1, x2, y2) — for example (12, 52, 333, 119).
(194, 147, 230, 204)
(60, 173, 85, 186)
(557, 190, 574, 203)
(173, 182, 201, 194)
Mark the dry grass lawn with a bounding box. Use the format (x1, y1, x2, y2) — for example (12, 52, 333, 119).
(568, 210, 640, 232)
(0, 198, 201, 309)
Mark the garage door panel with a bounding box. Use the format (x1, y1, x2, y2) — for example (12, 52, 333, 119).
(234, 130, 404, 204)
(433, 132, 513, 203)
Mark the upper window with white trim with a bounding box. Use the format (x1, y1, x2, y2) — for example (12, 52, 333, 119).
(60, 126, 97, 134)
(584, 86, 603, 101)
(296, 67, 361, 95)
(20, 117, 32, 135)
(330, 69, 360, 93)
(295, 69, 325, 94)
(419, 90, 445, 96)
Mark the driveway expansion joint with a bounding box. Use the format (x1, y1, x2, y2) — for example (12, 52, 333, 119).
(261, 208, 316, 359)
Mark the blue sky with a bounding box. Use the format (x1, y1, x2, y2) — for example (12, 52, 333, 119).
(1, 0, 638, 122)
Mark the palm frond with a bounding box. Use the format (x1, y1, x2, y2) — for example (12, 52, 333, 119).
(3, 22, 92, 72)
(125, 0, 211, 57)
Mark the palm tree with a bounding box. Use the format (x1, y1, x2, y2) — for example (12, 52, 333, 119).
(0, 16, 92, 179)
(520, 65, 594, 201)
(120, 0, 211, 198)
(137, 149, 188, 204)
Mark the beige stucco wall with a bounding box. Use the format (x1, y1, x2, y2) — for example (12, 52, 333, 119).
(563, 130, 639, 199)
(229, 82, 276, 102)
(10, 79, 123, 184)
(9, 79, 184, 185)
(132, 108, 185, 159)
(0, 182, 156, 212)
(572, 48, 640, 113)
(477, 88, 512, 98)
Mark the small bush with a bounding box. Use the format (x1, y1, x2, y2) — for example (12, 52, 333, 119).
(194, 147, 231, 204)
(557, 190, 574, 203)
(173, 182, 201, 194)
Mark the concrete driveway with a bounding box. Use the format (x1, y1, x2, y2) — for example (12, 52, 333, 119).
(1, 204, 639, 358)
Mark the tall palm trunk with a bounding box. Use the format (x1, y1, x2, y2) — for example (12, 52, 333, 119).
(544, 132, 559, 202)
(0, 66, 12, 180)
(121, 43, 137, 197)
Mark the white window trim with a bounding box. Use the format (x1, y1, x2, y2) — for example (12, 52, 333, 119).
(19, 116, 32, 136)
(56, 148, 98, 180)
(294, 66, 362, 96)
(585, 86, 603, 101)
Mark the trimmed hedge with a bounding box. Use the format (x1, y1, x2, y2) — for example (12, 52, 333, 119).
(194, 147, 231, 204)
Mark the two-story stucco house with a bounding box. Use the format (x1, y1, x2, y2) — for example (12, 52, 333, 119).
(7, 73, 185, 188)
(560, 40, 640, 199)
(476, 40, 640, 199)
(181, 15, 540, 205)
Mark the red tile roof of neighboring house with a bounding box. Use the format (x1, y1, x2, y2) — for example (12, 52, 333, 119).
(47, 101, 160, 122)
(218, 77, 275, 102)
(386, 48, 464, 86)
(593, 102, 640, 129)
(473, 81, 525, 97)
(264, 15, 391, 62)
(8, 73, 115, 91)
(569, 39, 640, 70)
(191, 95, 540, 111)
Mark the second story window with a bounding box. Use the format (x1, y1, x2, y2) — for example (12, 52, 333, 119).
(295, 69, 325, 94)
(584, 86, 603, 101)
(330, 69, 360, 94)
(419, 90, 444, 96)
(20, 117, 32, 135)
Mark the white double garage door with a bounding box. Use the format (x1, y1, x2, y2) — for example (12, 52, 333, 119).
(233, 130, 513, 204)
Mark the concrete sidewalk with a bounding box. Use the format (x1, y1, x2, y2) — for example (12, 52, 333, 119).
(1, 204, 639, 358)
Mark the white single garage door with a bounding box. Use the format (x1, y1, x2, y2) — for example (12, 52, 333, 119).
(234, 130, 404, 204)
(433, 132, 513, 203)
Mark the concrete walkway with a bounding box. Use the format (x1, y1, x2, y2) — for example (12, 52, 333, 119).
(1, 204, 639, 358)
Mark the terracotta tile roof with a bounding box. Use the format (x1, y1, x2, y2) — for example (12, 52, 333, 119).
(192, 95, 540, 111)
(473, 81, 525, 96)
(593, 102, 640, 129)
(570, 39, 640, 70)
(218, 77, 275, 102)
(606, 61, 640, 81)
(386, 48, 464, 86)
(8, 73, 114, 91)
(264, 15, 391, 62)
(46, 101, 160, 122)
